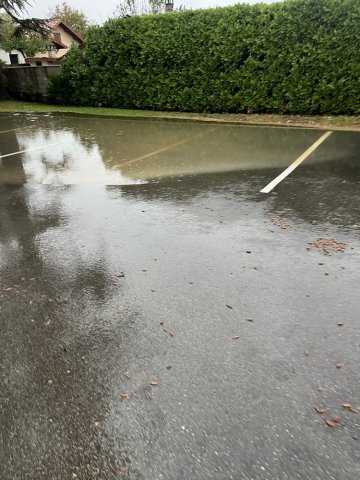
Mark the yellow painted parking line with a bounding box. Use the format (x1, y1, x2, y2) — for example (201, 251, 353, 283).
(260, 131, 333, 194)
(0, 116, 13, 122)
(118, 128, 217, 168)
(0, 143, 59, 159)
(0, 125, 35, 135)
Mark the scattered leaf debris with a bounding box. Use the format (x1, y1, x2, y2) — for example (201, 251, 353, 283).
(226, 304, 233, 309)
(325, 419, 335, 427)
(317, 384, 325, 392)
(44, 319, 52, 326)
(332, 415, 341, 423)
(159, 320, 164, 326)
(4, 287, 12, 292)
(307, 238, 346, 255)
(124, 373, 131, 380)
(341, 403, 359, 413)
(245, 316, 253, 322)
(304, 351, 310, 357)
(337, 322, 344, 326)
(269, 215, 291, 230)
(232, 336, 240, 340)
(336, 363, 344, 369)
(150, 381, 160, 386)
(120, 393, 129, 399)
(314, 407, 327, 414)
(119, 466, 127, 475)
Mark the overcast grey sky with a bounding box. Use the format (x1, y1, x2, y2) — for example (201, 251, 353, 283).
(25, 0, 279, 24)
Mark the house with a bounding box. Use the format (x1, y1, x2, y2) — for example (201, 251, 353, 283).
(0, 49, 26, 66)
(0, 19, 84, 67)
(26, 19, 84, 66)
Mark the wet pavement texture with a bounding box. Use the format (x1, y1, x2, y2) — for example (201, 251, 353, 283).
(0, 113, 360, 479)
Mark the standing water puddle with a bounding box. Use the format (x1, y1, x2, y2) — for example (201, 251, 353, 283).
(0, 113, 359, 185)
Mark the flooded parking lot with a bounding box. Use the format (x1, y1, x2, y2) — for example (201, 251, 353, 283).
(0, 113, 359, 479)
(1, 113, 359, 185)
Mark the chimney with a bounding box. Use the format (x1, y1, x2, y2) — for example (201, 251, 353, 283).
(165, 0, 174, 13)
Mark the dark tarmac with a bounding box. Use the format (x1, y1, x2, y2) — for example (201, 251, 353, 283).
(0, 113, 359, 479)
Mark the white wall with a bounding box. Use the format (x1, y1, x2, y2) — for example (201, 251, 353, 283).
(0, 49, 27, 65)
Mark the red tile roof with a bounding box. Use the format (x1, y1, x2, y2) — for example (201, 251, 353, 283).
(46, 18, 84, 44)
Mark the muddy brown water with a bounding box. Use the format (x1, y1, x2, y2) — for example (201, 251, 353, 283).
(0, 113, 359, 185)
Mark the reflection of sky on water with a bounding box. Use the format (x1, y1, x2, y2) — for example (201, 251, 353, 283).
(15, 119, 321, 184)
(17, 130, 146, 185)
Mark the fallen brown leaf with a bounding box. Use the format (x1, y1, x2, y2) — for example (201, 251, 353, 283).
(325, 419, 335, 427)
(160, 320, 164, 326)
(336, 363, 344, 369)
(349, 407, 359, 413)
(317, 384, 325, 392)
(120, 392, 129, 399)
(226, 304, 233, 309)
(150, 381, 159, 386)
(337, 322, 344, 326)
(44, 319, 52, 326)
(314, 407, 327, 414)
(232, 336, 240, 340)
(332, 415, 341, 423)
(124, 373, 131, 380)
(304, 351, 310, 357)
(245, 316, 253, 322)
(119, 466, 127, 474)
(4, 287, 12, 292)
(342, 402, 352, 409)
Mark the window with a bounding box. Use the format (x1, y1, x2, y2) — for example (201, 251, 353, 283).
(53, 32, 62, 43)
(9, 54, 19, 65)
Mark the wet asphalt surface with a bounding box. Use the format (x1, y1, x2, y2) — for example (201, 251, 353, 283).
(0, 114, 360, 479)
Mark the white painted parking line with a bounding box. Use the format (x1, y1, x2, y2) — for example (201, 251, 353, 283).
(0, 143, 59, 159)
(260, 131, 333, 194)
(0, 125, 34, 135)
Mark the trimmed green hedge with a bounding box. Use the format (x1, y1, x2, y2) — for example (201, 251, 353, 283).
(49, 0, 360, 114)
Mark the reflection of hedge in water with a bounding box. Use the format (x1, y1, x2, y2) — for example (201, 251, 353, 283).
(48, 0, 360, 115)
